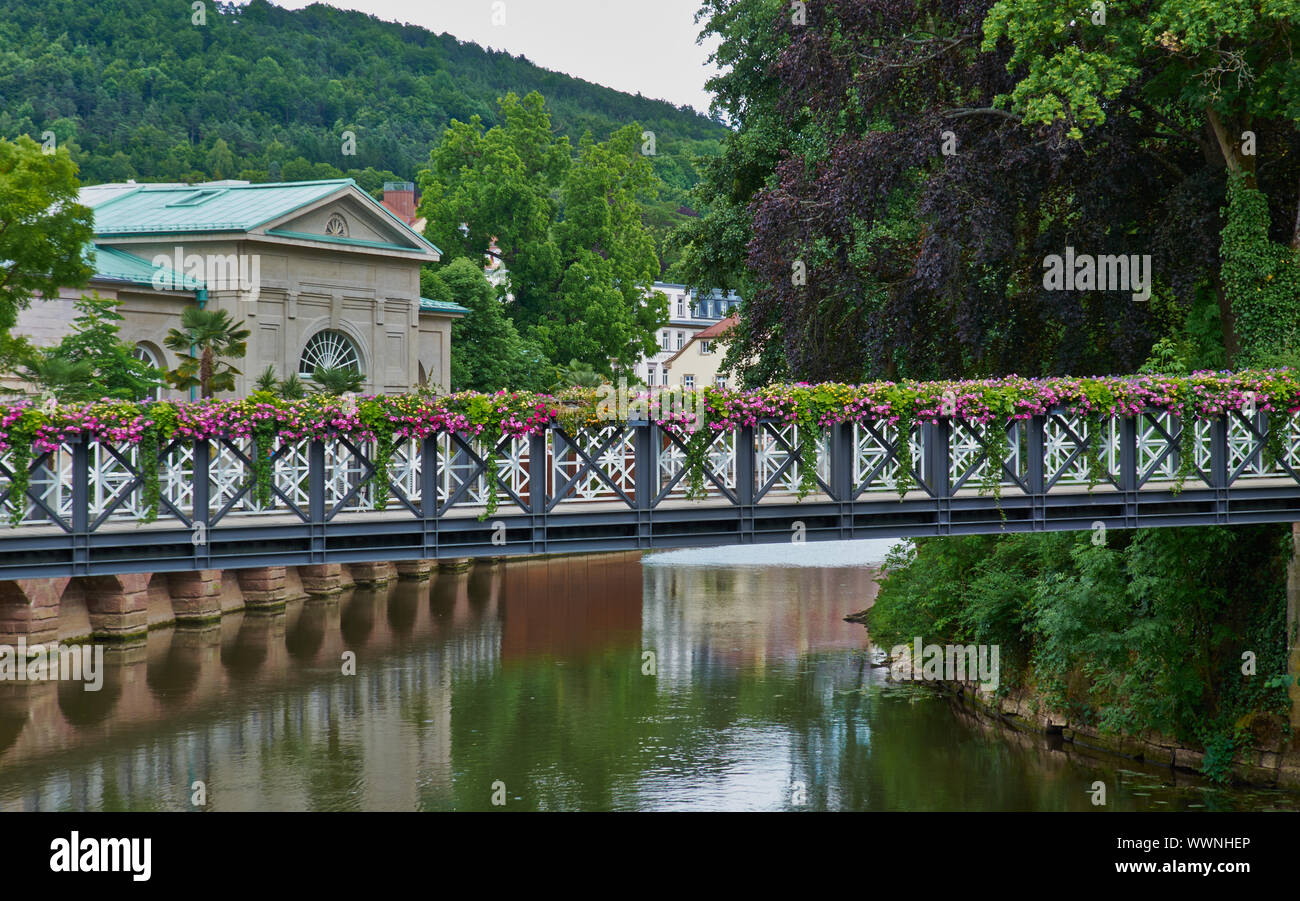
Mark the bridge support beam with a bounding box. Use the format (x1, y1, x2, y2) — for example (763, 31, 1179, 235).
(396, 560, 435, 581)
(0, 578, 69, 646)
(167, 570, 223, 623)
(81, 574, 150, 640)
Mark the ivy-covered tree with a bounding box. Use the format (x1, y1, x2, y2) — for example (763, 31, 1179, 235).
(982, 0, 1300, 367)
(676, 0, 1300, 382)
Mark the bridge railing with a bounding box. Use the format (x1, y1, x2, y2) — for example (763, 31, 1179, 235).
(3, 410, 1300, 534)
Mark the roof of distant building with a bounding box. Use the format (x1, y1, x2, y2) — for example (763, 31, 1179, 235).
(419, 297, 470, 316)
(663, 315, 738, 366)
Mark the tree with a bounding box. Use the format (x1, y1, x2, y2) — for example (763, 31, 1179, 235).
(431, 258, 549, 392)
(981, 0, 1300, 365)
(418, 92, 668, 376)
(669, 0, 798, 386)
(0, 136, 94, 333)
(19, 356, 95, 403)
(163, 307, 250, 398)
(680, 0, 1259, 382)
(19, 294, 164, 402)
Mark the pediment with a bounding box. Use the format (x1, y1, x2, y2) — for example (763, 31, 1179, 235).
(258, 188, 435, 257)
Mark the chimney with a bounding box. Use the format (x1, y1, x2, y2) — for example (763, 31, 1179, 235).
(381, 181, 418, 225)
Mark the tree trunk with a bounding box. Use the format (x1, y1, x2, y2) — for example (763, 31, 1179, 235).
(200, 347, 213, 398)
(1206, 105, 1256, 189)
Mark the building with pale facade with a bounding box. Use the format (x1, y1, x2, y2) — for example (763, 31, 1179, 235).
(14, 179, 467, 399)
(661, 316, 738, 391)
(636, 283, 740, 387)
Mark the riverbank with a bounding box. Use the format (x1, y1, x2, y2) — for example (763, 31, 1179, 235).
(877, 642, 1300, 791)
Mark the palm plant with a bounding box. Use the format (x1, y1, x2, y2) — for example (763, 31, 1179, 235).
(311, 365, 365, 396)
(19, 355, 97, 404)
(163, 307, 249, 398)
(551, 358, 606, 390)
(255, 364, 308, 399)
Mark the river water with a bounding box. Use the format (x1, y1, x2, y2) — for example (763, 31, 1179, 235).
(1, 542, 1295, 811)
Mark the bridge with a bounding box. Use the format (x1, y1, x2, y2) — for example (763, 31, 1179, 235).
(2, 406, 1299, 581)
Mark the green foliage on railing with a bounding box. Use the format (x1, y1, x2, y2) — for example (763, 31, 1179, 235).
(0, 370, 1297, 523)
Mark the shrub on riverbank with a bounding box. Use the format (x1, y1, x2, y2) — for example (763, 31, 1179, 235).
(867, 525, 1294, 783)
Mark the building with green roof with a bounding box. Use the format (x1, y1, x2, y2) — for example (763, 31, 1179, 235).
(16, 179, 468, 396)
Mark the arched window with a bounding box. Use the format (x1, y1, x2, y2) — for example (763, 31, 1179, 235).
(324, 214, 348, 237)
(133, 344, 164, 401)
(299, 330, 362, 377)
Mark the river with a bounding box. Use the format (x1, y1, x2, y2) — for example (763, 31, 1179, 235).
(1, 542, 1295, 811)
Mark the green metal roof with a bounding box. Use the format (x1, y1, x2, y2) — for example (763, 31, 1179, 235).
(88, 180, 350, 234)
(420, 297, 470, 316)
(82, 179, 441, 256)
(90, 244, 203, 291)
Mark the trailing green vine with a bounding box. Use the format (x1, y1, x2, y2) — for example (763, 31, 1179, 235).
(893, 413, 918, 498)
(1083, 411, 1107, 491)
(4, 410, 40, 526)
(359, 399, 396, 511)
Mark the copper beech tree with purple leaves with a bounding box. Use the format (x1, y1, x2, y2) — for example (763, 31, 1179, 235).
(679, 0, 1300, 385)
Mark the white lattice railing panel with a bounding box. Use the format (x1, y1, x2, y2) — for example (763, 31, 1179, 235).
(658, 429, 736, 498)
(437, 434, 530, 507)
(952, 420, 1028, 488)
(1044, 415, 1118, 486)
(852, 423, 921, 492)
(756, 423, 830, 494)
(551, 427, 635, 502)
(1136, 413, 1177, 481)
(1189, 417, 1270, 482)
(1284, 415, 1300, 472)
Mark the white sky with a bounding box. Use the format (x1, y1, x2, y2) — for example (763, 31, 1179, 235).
(270, 0, 722, 114)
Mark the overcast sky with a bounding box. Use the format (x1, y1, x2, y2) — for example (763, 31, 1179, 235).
(272, 0, 722, 114)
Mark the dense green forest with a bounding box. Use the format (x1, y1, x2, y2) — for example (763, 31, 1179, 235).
(0, 0, 725, 269)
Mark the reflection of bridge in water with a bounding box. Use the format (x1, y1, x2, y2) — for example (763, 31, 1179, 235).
(4, 411, 1300, 584)
(0, 554, 648, 810)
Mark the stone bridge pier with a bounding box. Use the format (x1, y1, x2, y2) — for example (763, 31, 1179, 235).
(0, 578, 70, 646)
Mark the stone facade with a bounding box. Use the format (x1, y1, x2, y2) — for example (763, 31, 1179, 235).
(12, 179, 463, 398)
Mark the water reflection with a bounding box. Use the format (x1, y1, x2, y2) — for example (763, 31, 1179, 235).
(0, 548, 1294, 811)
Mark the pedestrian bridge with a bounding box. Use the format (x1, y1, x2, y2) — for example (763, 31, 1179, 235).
(2, 409, 1299, 580)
